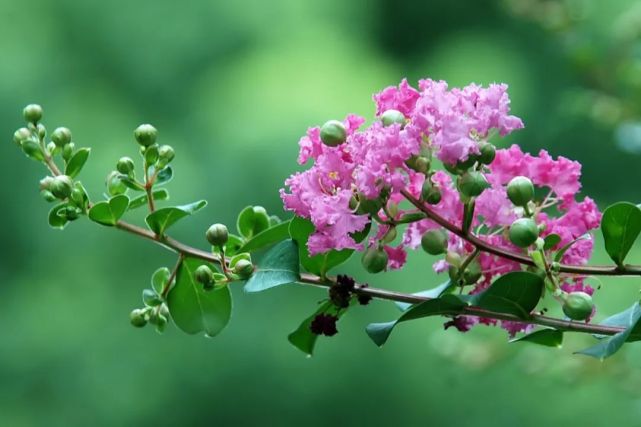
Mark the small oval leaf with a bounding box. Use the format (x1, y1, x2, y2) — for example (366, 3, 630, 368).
(88, 195, 129, 226)
(65, 148, 90, 178)
(601, 202, 641, 266)
(145, 200, 207, 235)
(167, 257, 232, 336)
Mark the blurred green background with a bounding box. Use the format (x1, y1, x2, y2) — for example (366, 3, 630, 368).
(3, 0, 641, 425)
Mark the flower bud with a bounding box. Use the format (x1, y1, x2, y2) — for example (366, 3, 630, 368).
(106, 171, 127, 196)
(405, 155, 430, 173)
(50, 175, 73, 199)
(37, 124, 46, 140)
(457, 171, 489, 198)
(361, 246, 388, 274)
(39, 176, 55, 191)
(130, 308, 148, 328)
(134, 124, 158, 147)
(206, 223, 229, 247)
(47, 141, 58, 155)
(382, 226, 397, 244)
(158, 145, 175, 166)
(116, 157, 135, 175)
(507, 176, 535, 207)
(23, 104, 43, 124)
(380, 109, 406, 127)
(421, 229, 448, 255)
(62, 142, 75, 161)
(509, 218, 539, 248)
(478, 142, 496, 164)
(233, 259, 254, 279)
(194, 265, 214, 286)
(21, 139, 44, 161)
(562, 291, 594, 321)
(13, 127, 32, 145)
(356, 194, 383, 215)
(421, 181, 442, 205)
(463, 260, 482, 285)
(40, 190, 56, 202)
(319, 120, 347, 147)
(64, 206, 80, 221)
(70, 187, 86, 207)
(51, 127, 72, 147)
(445, 251, 462, 267)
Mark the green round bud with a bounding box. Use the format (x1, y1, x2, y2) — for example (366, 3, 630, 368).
(39, 176, 55, 191)
(130, 309, 148, 328)
(50, 175, 73, 199)
(21, 139, 44, 161)
(357, 194, 383, 215)
(158, 145, 175, 164)
(405, 155, 430, 174)
(421, 229, 448, 255)
(478, 142, 496, 164)
(51, 127, 72, 147)
(206, 223, 229, 247)
(562, 292, 594, 321)
(70, 187, 85, 206)
(381, 109, 406, 127)
(46, 141, 57, 155)
(463, 260, 482, 285)
(13, 127, 32, 145)
(116, 157, 135, 175)
(458, 171, 489, 198)
(443, 161, 466, 175)
(194, 265, 214, 286)
(134, 124, 158, 147)
(40, 190, 56, 202)
(448, 265, 461, 284)
(381, 226, 397, 244)
(252, 206, 270, 235)
(421, 180, 442, 204)
(233, 259, 254, 279)
(361, 246, 388, 274)
(23, 104, 43, 123)
(509, 218, 539, 248)
(319, 120, 347, 147)
(37, 124, 46, 140)
(62, 142, 75, 161)
(507, 176, 535, 207)
(64, 206, 79, 221)
(106, 171, 127, 196)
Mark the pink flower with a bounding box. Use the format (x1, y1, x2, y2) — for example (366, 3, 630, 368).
(373, 78, 420, 117)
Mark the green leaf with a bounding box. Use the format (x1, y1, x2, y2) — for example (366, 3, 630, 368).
(601, 202, 641, 266)
(151, 267, 171, 294)
(145, 200, 207, 235)
(395, 280, 453, 311)
(238, 220, 291, 253)
(288, 301, 348, 356)
(596, 302, 641, 342)
(64, 147, 90, 178)
(470, 271, 543, 319)
(288, 216, 353, 276)
(88, 195, 129, 226)
(119, 175, 144, 191)
(543, 233, 561, 250)
(155, 166, 173, 186)
(167, 257, 232, 336)
(48, 203, 69, 230)
(577, 303, 641, 360)
(366, 295, 466, 347)
(510, 328, 563, 348)
(236, 206, 270, 239)
(221, 234, 244, 257)
(244, 239, 300, 292)
(128, 189, 170, 211)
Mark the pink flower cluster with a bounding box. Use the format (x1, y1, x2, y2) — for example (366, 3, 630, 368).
(281, 78, 601, 337)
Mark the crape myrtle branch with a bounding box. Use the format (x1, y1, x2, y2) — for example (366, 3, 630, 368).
(13, 89, 641, 358)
